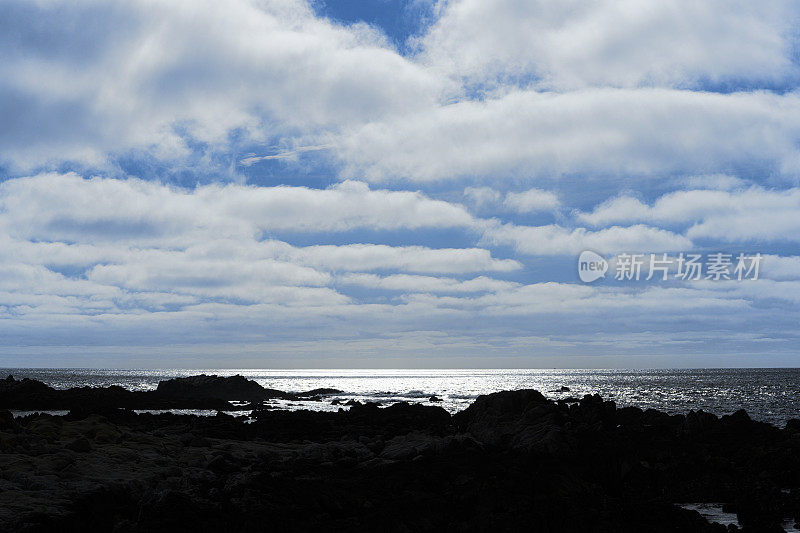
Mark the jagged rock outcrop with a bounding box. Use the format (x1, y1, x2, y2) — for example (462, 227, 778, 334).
(2, 383, 800, 531)
(154, 374, 284, 402)
(0, 374, 282, 411)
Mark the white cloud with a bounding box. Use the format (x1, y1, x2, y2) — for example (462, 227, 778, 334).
(285, 243, 521, 273)
(677, 174, 750, 191)
(464, 186, 560, 214)
(760, 255, 800, 281)
(482, 222, 692, 255)
(402, 283, 750, 322)
(87, 256, 339, 304)
(504, 188, 560, 213)
(2, 0, 800, 362)
(464, 186, 502, 208)
(0, 0, 446, 169)
(337, 88, 800, 182)
(338, 273, 519, 293)
(417, 0, 799, 89)
(0, 171, 521, 321)
(579, 187, 800, 242)
(692, 279, 800, 304)
(4, 0, 800, 191)
(0, 173, 475, 243)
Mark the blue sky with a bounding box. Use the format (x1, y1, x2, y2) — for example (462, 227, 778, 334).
(1, 0, 800, 368)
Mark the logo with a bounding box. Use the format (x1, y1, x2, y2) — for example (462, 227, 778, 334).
(578, 250, 608, 283)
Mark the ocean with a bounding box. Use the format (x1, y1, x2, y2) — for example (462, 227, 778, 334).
(4, 367, 800, 427)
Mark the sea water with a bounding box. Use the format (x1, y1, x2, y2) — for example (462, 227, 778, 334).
(3, 367, 800, 426)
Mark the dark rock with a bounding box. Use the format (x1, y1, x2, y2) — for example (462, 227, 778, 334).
(379, 432, 437, 460)
(641, 408, 681, 427)
(457, 389, 548, 421)
(722, 409, 752, 427)
(615, 405, 644, 426)
(558, 396, 580, 403)
(428, 395, 443, 402)
(205, 454, 234, 474)
(0, 409, 16, 430)
(2, 385, 799, 532)
(0, 374, 259, 412)
(182, 434, 211, 447)
(682, 409, 719, 434)
(295, 388, 342, 397)
(65, 436, 92, 453)
(453, 389, 562, 451)
(349, 401, 383, 411)
(785, 418, 800, 432)
(155, 374, 282, 402)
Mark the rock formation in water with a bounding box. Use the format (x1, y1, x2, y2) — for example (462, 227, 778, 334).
(0, 374, 343, 412)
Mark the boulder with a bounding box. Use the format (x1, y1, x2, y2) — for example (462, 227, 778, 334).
(65, 437, 92, 453)
(0, 409, 16, 430)
(682, 409, 719, 434)
(453, 389, 561, 450)
(154, 374, 283, 402)
(295, 388, 342, 397)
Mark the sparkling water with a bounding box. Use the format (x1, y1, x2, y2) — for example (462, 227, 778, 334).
(3, 368, 800, 426)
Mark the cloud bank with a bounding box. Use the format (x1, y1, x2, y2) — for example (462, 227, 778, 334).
(1, 0, 799, 365)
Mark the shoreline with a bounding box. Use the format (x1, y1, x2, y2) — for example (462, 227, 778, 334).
(4, 368, 800, 426)
(2, 374, 800, 531)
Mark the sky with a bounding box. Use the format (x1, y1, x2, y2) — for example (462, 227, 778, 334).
(1, 0, 800, 368)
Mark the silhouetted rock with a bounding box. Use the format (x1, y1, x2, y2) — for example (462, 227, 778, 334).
(154, 374, 283, 402)
(1, 385, 799, 531)
(451, 389, 574, 454)
(0, 374, 291, 411)
(65, 436, 92, 452)
(0, 409, 16, 430)
(295, 388, 342, 397)
(785, 418, 800, 432)
(428, 395, 443, 402)
(683, 409, 719, 434)
(558, 396, 580, 403)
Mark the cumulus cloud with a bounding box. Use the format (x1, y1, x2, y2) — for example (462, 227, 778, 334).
(0, 171, 521, 326)
(4, 0, 800, 190)
(578, 187, 800, 242)
(337, 89, 800, 182)
(417, 0, 800, 89)
(760, 255, 800, 281)
(285, 244, 521, 274)
(482, 222, 692, 255)
(464, 186, 502, 208)
(0, 173, 475, 242)
(504, 188, 560, 213)
(2, 0, 800, 362)
(464, 186, 560, 214)
(677, 174, 750, 191)
(338, 273, 519, 293)
(0, 0, 446, 169)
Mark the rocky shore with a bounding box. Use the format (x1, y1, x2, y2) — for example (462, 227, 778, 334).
(0, 374, 342, 412)
(2, 375, 800, 532)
